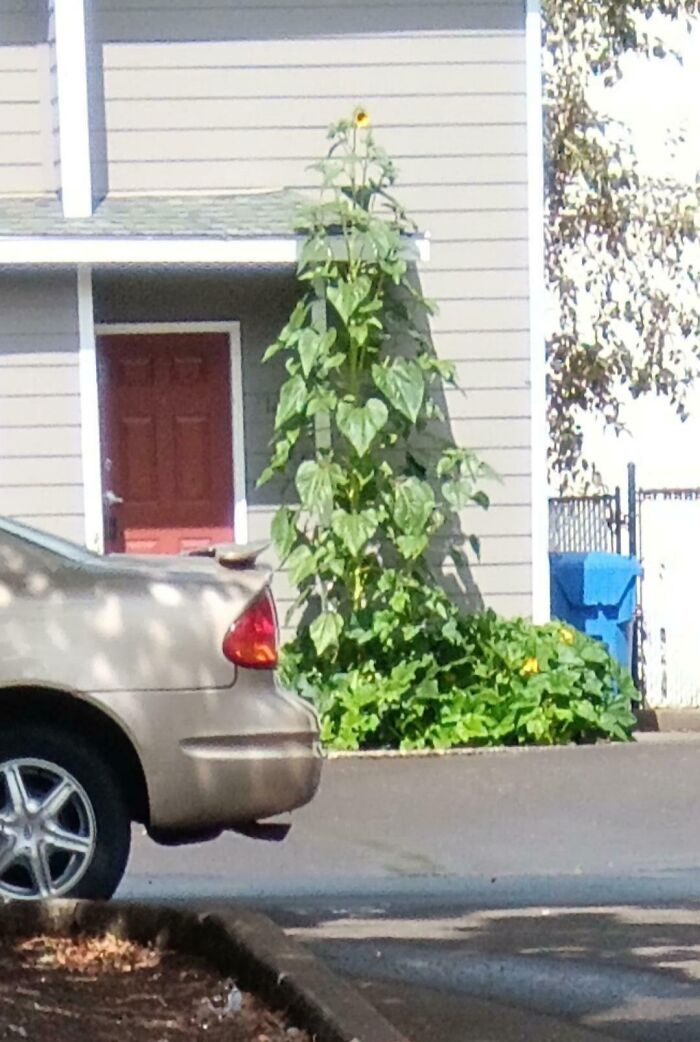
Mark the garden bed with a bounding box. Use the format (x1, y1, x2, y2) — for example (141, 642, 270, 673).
(0, 902, 409, 1042)
(0, 931, 307, 1042)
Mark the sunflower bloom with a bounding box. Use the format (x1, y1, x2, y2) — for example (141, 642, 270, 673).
(559, 627, 574, 645)
(354, 107, 370, 128)
(521, 657, 540, 677)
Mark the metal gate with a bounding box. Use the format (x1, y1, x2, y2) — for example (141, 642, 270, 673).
(549, 491, 623, 555)
(549, 466, 700, 704)
(635, 487, 700, 707)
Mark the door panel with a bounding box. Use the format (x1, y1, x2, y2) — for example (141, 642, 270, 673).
(99, 332, 234, 554)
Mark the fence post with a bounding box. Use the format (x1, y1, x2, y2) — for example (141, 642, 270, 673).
(627, 462, 637, 558)
(627, 462, 642, 694)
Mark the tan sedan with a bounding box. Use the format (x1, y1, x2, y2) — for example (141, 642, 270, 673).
(0, 518, 322, 901)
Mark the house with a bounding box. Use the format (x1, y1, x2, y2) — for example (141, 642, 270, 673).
(0, 0, 548, 624)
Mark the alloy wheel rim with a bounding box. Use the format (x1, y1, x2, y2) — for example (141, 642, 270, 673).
(0, 758, 96, 900)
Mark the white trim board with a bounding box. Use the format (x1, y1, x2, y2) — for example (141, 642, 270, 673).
(95, 321, 248, 545)
(526, 0, 551, 623)
(77, 265, 104, 553)
(52, 0, 93, 218)
(0, 236, 430, 267)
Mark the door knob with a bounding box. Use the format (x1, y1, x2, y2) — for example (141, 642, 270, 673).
(103, 489, 124, 507)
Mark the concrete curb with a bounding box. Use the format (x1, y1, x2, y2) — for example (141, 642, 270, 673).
(635, 708, 700, 733)
(326, 743, 579, 760)
(0, 900, 410, 1042)
(323, 710, 700, 759)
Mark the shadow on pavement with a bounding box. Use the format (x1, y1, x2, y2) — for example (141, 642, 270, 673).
(271, 900, 700, 1042)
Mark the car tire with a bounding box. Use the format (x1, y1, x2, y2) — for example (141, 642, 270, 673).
(0, 724, 131, 901)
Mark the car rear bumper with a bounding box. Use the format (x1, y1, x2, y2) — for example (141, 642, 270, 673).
(174, 730, 323, 828)
(88, 673, 322, 832)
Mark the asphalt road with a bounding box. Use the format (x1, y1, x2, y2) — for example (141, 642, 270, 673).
(117, 735, 700, 1041)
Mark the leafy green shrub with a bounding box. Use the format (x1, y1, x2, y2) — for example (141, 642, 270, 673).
(281, 612, 637, 750)
(264, 114, 637, 751)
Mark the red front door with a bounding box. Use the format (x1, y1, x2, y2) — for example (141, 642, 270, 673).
(99, 332, 234, 554)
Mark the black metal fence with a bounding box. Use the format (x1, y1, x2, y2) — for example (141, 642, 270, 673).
(549, 467, 700, 698)
(549, 490, 623, 555)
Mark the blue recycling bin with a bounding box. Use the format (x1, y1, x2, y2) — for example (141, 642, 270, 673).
(549, 552, 641, 669)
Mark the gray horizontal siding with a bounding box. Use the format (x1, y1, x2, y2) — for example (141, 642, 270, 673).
(0, 455, 82, 483)
(9, 514, 84, 540)
(0, 0, 45, 47)
(101, 34, 525, 66)
(0, 0, 54, 195)
(84, 0, 532, 615)
(96, 2, 526, 197)
(2, 426, 82, 457)
(94, 250, 533, 614)
(0, 272, 83, 542)
(421, 269, 530, 299)
(432, 332, 530, 363)
(107, 93, 526, 129)
(96, 2, 522, 39)
(428, 242, 529, 271)
(106, 125, 528, 162)
(242, 386, 530, 423)
(104, 63, 525, 101)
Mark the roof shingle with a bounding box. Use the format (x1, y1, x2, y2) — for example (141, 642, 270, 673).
(0, 191, 305, 239)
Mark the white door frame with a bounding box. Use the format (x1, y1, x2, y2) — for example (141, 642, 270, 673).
(93, 320, 248, 551)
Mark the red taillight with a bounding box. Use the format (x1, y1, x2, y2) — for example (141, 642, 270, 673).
(222, 588, 279, 669)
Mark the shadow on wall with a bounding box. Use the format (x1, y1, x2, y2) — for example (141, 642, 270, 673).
(404, 264, 486, 615)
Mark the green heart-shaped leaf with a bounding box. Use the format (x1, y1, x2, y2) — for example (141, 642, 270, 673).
(396, 533, 429, 559)
(331, 509, 378, 556)
(336, 398, 388, 457)
(327, 276, 371, 324)
(295, 460, 335, 524)
(287, 544, 317, 585)
(310, 611, 344, 655)
(372, 359, 424, 422)
(270, 506, 297, 559)
(298, 328, 322, 377)
(441, 476, 474, 509)
(393, 477, 435, 536)
(275, 374, 308, 430)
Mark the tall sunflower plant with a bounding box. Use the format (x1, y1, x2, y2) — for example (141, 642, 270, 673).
(259, 109, 490, 666)
(260, 110, 638, 751)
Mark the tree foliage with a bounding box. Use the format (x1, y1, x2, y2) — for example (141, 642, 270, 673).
(544, 0, 700, 485)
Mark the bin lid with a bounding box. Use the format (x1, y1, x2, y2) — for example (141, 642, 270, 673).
(550, 552, 641, 607)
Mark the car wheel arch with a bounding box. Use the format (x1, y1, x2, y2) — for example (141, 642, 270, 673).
(0, 684, 150, 825)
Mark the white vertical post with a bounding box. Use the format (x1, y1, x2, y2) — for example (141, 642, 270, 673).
(77, 265, 104, 552)
(312, 278, 331, 450)
(229, 326, 249, 544)
(526, 0, 551, 623)
(53, 0, 93, 218)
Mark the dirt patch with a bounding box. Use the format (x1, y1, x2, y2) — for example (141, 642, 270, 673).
(0, 933, 311, 1042)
